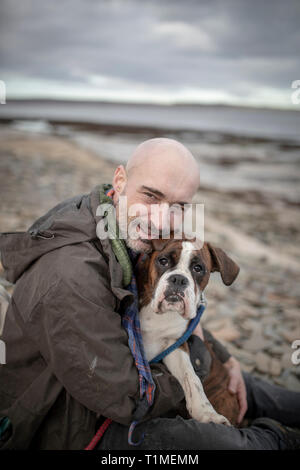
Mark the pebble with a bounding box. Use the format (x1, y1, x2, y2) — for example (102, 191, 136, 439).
(235, 305, 261, 318)
(255, 352, 282, 376)
(209, 319, 241, 342)
(255, 352, 270, 374)
(279, 327, 300, 344)
(243, 330, 272, 352)
(281, 352, 294, 369)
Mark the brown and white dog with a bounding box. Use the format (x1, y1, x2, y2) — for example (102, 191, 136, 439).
(135, 236, 240, 426)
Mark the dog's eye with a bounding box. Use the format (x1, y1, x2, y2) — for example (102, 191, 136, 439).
(158, 257, 169, 266)
(193, 264, 204, 273)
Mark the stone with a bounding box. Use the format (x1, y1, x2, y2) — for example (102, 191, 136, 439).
(240, 318, 260, 332)
(235, 305, 261, 318)
(207, 318, 241, 341)
(255, 352, 270, 374)
(243, 330, 272, 352)
(227, 344, 255, 365)
(242, 291, 266, 307)
(281, 352, 294, 369)
(269, 358, 282, 376)
(279, 327, 300, 344)
(216, 304, 235, 317)
(263, 325, 283, 343)
(283, 308, 300, 321)
(268, 345, 285, 357)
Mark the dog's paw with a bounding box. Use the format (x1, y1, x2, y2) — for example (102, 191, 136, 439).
(199, 410, 231, 426)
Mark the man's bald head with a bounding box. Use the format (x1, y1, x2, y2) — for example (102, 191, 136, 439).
(125, 137, 200, 190)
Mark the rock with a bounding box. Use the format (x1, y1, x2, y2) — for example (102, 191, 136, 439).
(242, 291, 267, 307)
(243, 329, 272, 352)
(255, 352, 270, 374)
(263, 324, 283, 343)
(279, 326, 300, 344)
(235, 305, 261, 318)
(254, 352, 282, 376)
(202, 318, 228, 332)
(281, 352, 294, 369)
(216, 304, 235, 317)
(208, 317, 241, 342)
(268, 345, 285, 357)
(240, 318, 260, 332)
(223, 342, 255, 365)
(269, 358, 282, 376)
(283, 308, 300, 321)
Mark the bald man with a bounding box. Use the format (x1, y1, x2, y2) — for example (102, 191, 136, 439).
(0, 138, 300, 450)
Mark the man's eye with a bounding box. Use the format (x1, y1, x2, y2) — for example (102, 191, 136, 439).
(159, 257, 169, 266)
(193, 264, 204, 273)
(145, 192, 157, 200)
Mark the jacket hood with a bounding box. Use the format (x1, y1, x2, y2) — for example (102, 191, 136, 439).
(0, 184, 110, 284)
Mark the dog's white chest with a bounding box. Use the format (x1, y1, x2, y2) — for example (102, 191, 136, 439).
(138, 304, 188, 362)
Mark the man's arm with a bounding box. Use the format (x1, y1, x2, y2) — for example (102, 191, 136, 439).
(21, 275, 184, 426)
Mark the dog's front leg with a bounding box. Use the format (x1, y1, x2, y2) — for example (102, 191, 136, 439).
(163, 347, 231, 426)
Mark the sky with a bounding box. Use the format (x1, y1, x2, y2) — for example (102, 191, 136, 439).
(0, 0, 299, 108)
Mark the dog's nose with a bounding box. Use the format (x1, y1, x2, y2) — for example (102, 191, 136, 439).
(168, 274, 189, 289)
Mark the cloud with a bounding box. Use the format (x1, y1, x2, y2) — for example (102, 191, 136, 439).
(0, 0, 299, 107)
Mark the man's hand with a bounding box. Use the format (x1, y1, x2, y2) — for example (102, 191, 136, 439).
(223, 356, 248, 424)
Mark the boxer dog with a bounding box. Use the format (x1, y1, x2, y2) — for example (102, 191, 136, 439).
(135, 236, 240, 426)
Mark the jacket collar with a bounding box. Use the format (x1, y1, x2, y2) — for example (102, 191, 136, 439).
(89, 183, 134, 303)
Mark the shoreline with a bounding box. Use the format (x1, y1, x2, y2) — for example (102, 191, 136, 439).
(1, 116, 300, 147)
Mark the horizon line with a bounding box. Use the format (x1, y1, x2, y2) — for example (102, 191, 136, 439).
(3, 96, 300, 113)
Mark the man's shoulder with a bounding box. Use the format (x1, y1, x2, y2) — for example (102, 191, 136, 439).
(39, 241, 110, 286)
(13, 240, 112, 313)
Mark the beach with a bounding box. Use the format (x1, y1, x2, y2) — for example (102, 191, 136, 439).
(0, 102, 299, 391)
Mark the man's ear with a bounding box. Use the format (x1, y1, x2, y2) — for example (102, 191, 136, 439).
(207, 242, 240, 286)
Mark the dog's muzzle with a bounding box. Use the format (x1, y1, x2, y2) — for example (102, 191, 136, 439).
(164, 273, 189, 302)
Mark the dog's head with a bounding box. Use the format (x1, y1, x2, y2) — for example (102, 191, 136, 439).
(136, 236, 240, 320)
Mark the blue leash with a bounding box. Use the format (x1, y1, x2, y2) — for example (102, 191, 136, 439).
(149, 303, 206, 364)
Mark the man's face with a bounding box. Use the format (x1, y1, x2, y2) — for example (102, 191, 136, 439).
(116, 164, 198, 254)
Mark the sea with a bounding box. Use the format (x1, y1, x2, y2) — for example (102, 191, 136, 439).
(0, 100, 299, 203)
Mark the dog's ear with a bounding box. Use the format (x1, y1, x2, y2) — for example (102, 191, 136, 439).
(135, 253, 151, 298)
(207, 242, 240, 286)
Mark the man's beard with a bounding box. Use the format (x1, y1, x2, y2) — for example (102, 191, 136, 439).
(118, 215, 153, 254)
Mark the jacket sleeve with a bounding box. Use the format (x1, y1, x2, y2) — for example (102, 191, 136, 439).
(202, 328, 232, 363)
(23, 273, 184, 426)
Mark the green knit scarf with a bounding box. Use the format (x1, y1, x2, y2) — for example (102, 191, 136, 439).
(99, 183, 133, 287)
